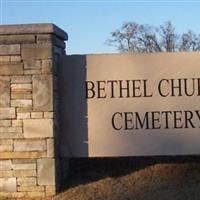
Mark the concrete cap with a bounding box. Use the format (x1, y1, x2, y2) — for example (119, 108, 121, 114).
(0, 23, 68, 40)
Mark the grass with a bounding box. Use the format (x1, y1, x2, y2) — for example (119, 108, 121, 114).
(54, 156, 200, 200)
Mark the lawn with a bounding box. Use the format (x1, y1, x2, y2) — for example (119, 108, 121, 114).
(54, 157, 200, 200)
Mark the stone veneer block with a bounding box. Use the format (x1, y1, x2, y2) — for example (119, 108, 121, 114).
(0, 44, 20, 55)
(0, 56, 10, 62)
(14, 139, 46, 151)
(44, 112, 53, 118)
(17, 112, 31, 119)
(0, 133, 23, 139)
(0, 120, 11, 127)
(12, 163, 36, 170)
(0, 34, 35, 44)
(0, 160, 12, 170)
(17, 177, 37, 187)
(10, 56, 21, 62)
(12, 120, 22, 127)
(37, 34, 66, 49)
(0, 170, 13, 177)
(11, 83, 32, 92)
(17, 186, 44, 192)
(47, 139, 54, 158)
(31, 112, 43, 118)
(33, 75, 53, 111)
(45, 185, 56, 196)
(11, 99, 32, 108)
(0, 178, 16, 192)
(24, 60, 41, 69)
(17, 108, 32, 112)
(37, 158, 55, 186)
(0, 127, 22, 133)
(11, 93, 32, 100)
(0, 140, 13, 151)
(41, 59, 53, 74)
(0, 192, 27, 199)
(21, 44, 52, 60)
(12, 159, 36, 164)
(0, 63, 23, 75)
(24, 69, 41, 75)
(0, 108, 15, 119)
(0, 151, 46, 159)
(23, 119, 53, 138)
(0, 24, 68, 40)
(0, 76, 10, 107)
(26, 192, 45, 198)
(13, 170, 36, 177)
(11, 76, 32, 84)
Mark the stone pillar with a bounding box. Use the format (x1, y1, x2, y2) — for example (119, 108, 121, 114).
(0, 24, 67, 199)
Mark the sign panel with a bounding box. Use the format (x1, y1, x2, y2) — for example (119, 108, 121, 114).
(60, 53, 200, 157)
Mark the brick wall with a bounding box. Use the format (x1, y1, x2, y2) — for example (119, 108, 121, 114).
(0, 24, 67, 199)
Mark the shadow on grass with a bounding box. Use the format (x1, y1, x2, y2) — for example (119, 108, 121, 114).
(60, 155, 200, 191)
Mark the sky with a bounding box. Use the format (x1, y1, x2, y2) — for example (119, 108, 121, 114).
(1, 0, 200, 54)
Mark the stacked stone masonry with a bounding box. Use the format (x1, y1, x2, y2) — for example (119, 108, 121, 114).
(0, 24, 67, 199)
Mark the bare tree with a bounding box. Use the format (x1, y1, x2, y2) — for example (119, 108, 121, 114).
(107, 21, 200, 53)
(180, 30, 200, 51)
(107, 22, 140, 53)
(159, 21, 177, 52)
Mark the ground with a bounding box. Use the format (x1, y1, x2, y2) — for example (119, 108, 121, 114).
(54, 157, 200, 200)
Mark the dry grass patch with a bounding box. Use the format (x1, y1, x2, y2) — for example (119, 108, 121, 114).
(54, 157, 200, 200)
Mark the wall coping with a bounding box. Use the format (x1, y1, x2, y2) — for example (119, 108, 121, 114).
(0, 23, 68, 40)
